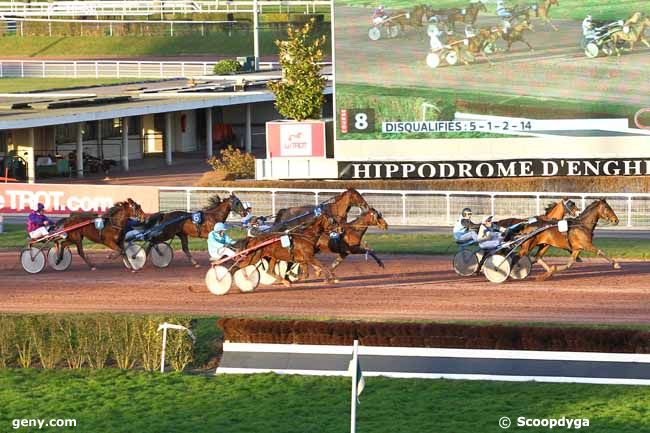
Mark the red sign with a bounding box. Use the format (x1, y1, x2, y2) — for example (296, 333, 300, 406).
(266, 120, 326, 158)
(0, 184, 160, 214)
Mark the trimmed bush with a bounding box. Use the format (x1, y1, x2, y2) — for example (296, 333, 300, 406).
(218, 319, 650, 354)
(212, 59, 242, 75)
(207, 146, 255, 180)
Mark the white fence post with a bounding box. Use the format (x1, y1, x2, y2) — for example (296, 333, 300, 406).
(95, 61, 98, 79)
(490, 195, 495, 217)
(20, 60, 24, 78)
(73, 61, 78, 78)
(535, 195, 541, 215)
(138, 62, 141, 78)
(186, 190, 191, 212)
(203, 62, 208, 75)
(271, 191, 276, 216)
(160, 62, 163, 78)
(314, 191, 319, 206)
(627, 196, 633, 227)
(42, 61, 45, 78)
(116, 61, 120, 78)
(181, 62, 185, 77)
(446, 194, 451, 225)
(401, 193, 407, 225)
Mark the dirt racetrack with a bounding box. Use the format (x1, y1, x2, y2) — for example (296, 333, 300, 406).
(335, 7, 650, 107)
(1, 251, 649, 324)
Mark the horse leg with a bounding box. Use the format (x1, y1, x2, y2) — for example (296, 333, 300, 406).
(547, 18, 558, 31)
(307, 256, 338, 284)
(178, 234, 199, 268)
(330, 253, 347, 271)
(582, 243, 622, 270)
(524, 38, 534, 51)
(553, 250, 581, 272)
(268, 257, 291, 287)
(73, 239, 96, 271)
(535, 257, 556, 281)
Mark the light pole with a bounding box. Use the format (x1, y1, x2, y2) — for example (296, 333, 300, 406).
(253, 0, 260, 71)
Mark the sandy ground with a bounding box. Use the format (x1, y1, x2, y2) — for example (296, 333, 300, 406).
(335, 8, 650, 107)
(2, 251, 649, 324)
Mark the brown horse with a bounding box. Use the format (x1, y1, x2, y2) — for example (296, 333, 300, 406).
(390, 5, 429, 33)
(428, 2, 487, 33)
(499, 19, 535, 51)
(144, 193, 246, 267)
(517, 199, 621, 280)
(497, 198, 579, 227)
(272, 188, 371, 231)
(462, 27, 502, 64)
(509, 0, 558, 30)
(238, 214, 339, 286)
(611, 14, 650, 53)
(316, 207, 389, 272)
(57, 199, 146, 270)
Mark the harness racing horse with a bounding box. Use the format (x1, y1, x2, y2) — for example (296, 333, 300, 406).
(316, 208, 389, 272)
(611, 14, 650, 53)
(389, 5, 429, 33)
(145, 193, 247, 267)
(508, 0, 559, 30)
(462, 27, 502, 64)
(428, 2, 487, 33)
(56, 199, 146, 270)
(497, 198, 579, 227)
(499, 19, 535, 51)
(517, 199, 621, 281)
(271, 188, 371, 231)
(238, 214, 340, 286)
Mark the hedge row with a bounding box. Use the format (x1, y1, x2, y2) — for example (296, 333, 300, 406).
(218, 319, 650, 353)
(0, 315, 193, 371)
(195, 173, 650, 193)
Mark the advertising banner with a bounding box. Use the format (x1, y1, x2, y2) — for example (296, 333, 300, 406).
(333, 0, 650, 163)
(0, 184, 160, 214)
(266, 120, 326, 158)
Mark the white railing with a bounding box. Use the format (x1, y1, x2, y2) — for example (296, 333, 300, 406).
(0, 60, 282, 79)
(0, 0, 330, 17)
(158, 187, 650, 228)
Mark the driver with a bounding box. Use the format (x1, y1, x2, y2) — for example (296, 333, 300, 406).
(372, 5, 389, 25)
(428, 17, 446, 51)
(27, 203, 54, 239)
(452, 207, 480, 243)
(582, 15, 596, 38)
(496, 0, 512, 33)
(477, 215, 507, 250)
(208, 222, 237, 260)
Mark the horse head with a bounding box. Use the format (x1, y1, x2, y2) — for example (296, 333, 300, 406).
(126, 198, 146, 222)
(367, 208, 389, 230)
(597, 199, 619, 225)
(475, 1, 487, 13)
(227, 193, 248, 218)
(344, 188, 370, 211)
(562, 198, 580, 217)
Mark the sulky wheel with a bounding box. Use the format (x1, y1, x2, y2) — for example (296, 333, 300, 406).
(483, 254, 511, 284)
(20, 247, 46, 274)
(445, 50, 459, 65)
(426, 52, 441, 68)
(452, 250, 479, 276)
(205, 265, 232, 295)
(46, 246, 72, 271)
(149, 242, 173, 268)
(234, 265, 261, 293)
(584, 42, 599, 58)
(388, 25, 400, 38)
(510, 255, 532, 280)
(368, 27, 381, 41)
(601, 42, 615, 56)
(123, 244, 146, 271)
(274, 260, 289, 279)
(258, 258, 278, 285)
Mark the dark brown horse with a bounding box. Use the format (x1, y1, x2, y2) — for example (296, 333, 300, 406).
(517, 199, 621, 280)
(499, 19, 535, 51)
(390, 5, 429, 33)
(238, 214, 339, 286)
(272, 188, 371, 231)
(509, 0, 559, 30)
(144, 193, 247, 267)
(57, 199, 146, 270)
(316, 207, 388, 272)
(428, 2, 487, 33)
(497, 198, 579, 228)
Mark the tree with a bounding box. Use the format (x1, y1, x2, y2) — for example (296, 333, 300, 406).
(267, 18, 327, 121)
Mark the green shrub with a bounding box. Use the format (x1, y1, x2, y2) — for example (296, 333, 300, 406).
(0, 317, 16, 368)
(212, 59, 241, 75)
(267, 18, 326, 121)
(207, 146, 255, 180)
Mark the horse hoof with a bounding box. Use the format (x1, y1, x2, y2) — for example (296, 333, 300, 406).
(282, 280, 292, 288)
(193, 263, 201, 269)
(91, 267, 97, 271)
(614, 263, 622, 270)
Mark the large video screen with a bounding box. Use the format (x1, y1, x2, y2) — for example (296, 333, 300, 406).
(334, 0, 650, 146)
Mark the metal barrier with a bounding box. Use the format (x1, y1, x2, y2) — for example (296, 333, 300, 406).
(158, 187, 650, 228)
(0, 0, 331, 17)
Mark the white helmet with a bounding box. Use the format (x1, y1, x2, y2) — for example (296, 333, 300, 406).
(585, 14, 592, 21)
(378, 5, 384, 10)
(243, 201, 252, 210)
(482, 215, 494, 224)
